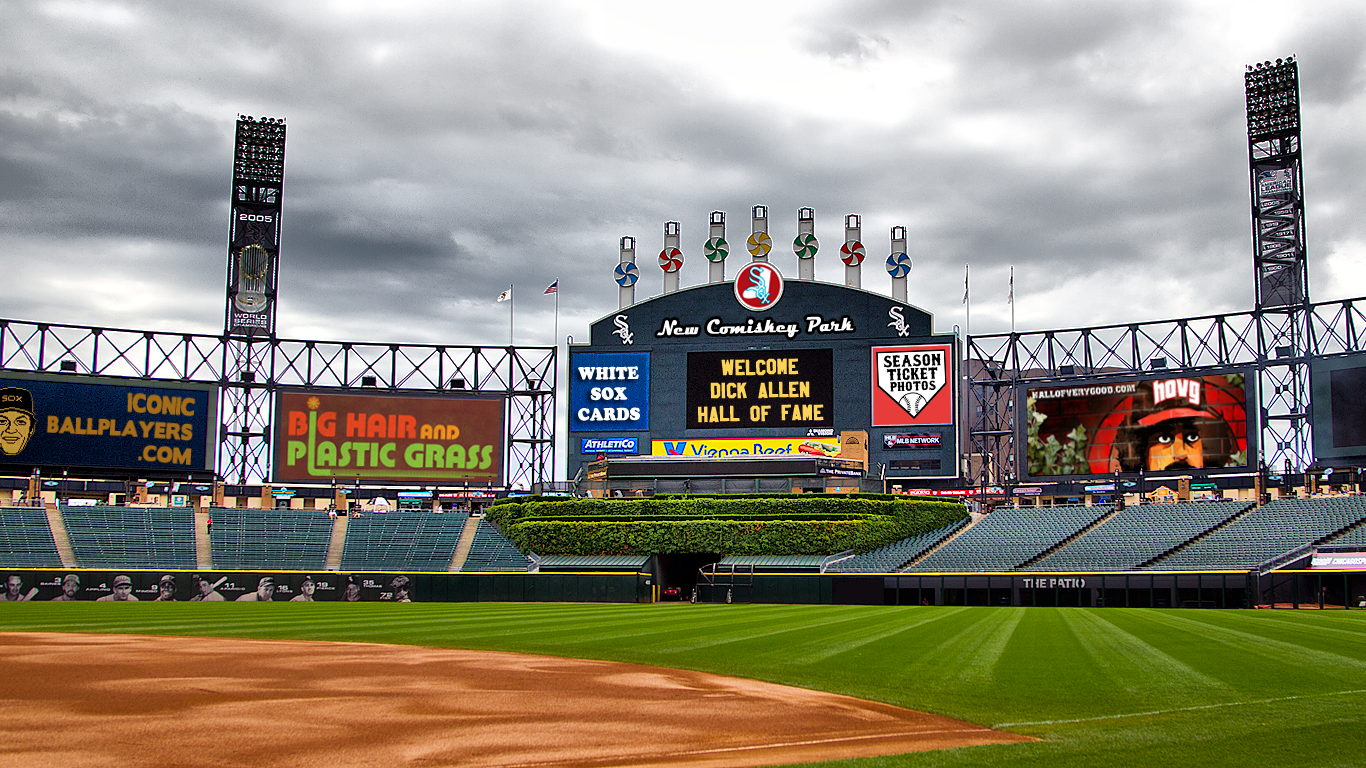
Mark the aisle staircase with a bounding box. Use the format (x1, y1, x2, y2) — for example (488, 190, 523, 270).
(44, 505, 78, 568)
(448, 515, 480, 572)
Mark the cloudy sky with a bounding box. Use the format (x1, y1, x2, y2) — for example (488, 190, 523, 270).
(3, 0, 1365, 351)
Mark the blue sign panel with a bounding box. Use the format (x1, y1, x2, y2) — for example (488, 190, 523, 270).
(581, 437, 638, 454)
(569, 352, 650, 432)
(0, 373, 217, 472)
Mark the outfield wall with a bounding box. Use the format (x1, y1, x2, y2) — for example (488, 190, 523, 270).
(0, 569, 649, 604)
(5, 568, 1360, 608)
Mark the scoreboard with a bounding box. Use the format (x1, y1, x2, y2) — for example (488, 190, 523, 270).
(568, 269, 960, 483)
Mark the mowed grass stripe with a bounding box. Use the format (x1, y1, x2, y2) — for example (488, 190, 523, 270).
(785, 606, 972, 665)
(1061, 609, 1232, 703)
(2, 604, 1364, 768)
(1129, 610, 1366, 678)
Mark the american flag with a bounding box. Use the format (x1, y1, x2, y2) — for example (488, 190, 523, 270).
(544, 280, 559, 295)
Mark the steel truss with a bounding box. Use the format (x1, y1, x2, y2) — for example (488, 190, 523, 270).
(966, 296, 1366, 490)
(0, 318, 555, 488)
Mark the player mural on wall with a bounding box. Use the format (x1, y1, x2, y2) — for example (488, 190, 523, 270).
(0, 388, 37, 456)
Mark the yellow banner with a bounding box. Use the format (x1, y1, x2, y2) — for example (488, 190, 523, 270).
(652, 438, 840, 458)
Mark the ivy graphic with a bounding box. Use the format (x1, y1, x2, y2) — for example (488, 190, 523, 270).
(1026, 397, 1091, 476)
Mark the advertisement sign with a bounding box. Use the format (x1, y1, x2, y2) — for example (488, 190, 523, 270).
(0, 373, 216, 472)
(1310, 552, 1366, 569)
(569, 352, 650, 432)
(652, 437, 840, 458)
(581, 437, 638, 455)
(273, 390, 503, 483)
(686, 349, 833, 429)
(1025, 373, 1249, 477)
(871, 344, 954, 426)
(883, 433, 942, 449)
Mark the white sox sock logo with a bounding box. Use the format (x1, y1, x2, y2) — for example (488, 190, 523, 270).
(613, 315, 634, 345)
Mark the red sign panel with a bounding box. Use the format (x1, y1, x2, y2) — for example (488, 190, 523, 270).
(871, 344, 955, 426)
(273, 391, 503, 484)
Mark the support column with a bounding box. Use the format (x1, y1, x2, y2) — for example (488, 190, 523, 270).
(887, 225, 910, 302)
(842, 214, 864, 288)
(660, 221, 683, 293)
(705, 211, 728, 283)
(794, 207, 817, 280)
(747, 205, 771, 262)
(617, 236, 637, 309)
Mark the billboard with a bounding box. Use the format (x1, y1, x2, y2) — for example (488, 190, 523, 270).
(652, 437, 841, 458)
(0, 373, 216, 472)
(686, 349, 833, 429)
(871, 344, 954, 426)
(569, 352, 650, 432)
(1024, 373, 1250, 477)
(1311, 353, 1366, 460)
(273, 390, 503, 484)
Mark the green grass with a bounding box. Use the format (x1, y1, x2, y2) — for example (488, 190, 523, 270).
(2, 603, 1363, 767)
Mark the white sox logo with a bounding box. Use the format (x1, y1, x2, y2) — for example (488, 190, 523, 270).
(613, 315, 634, 345)
(887, 307, 910, 337)
(876, 348, 946, 417)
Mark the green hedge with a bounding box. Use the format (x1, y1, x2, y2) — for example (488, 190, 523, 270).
(485, 497, 965, 557)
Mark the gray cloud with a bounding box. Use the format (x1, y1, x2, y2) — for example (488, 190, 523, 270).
(0, 0, 1363, 351)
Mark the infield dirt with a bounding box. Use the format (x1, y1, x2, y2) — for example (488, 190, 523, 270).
(0, 631, 1031, 767)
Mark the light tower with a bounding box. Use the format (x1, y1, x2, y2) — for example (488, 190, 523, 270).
(1246, 57, 1310, 474)
(222, 115, 286, 484)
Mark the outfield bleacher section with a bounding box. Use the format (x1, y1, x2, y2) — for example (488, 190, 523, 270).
(1325, 522, 1366, 548)
(0, 506, 63, 568)
(210, 508, 335, 571)
(1148, 497, 1366, 571)
(63, 505, 196, 569)
(827, 519, 970, 573)
(459, 518, 533, 572)
(1027, 501, 1250, 572)
(340, 512, 468, 572)
(906, 505, 1111, 573)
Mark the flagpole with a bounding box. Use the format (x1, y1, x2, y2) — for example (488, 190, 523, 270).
(964, 264, 970, 343)
(1009, 265, 1015, 334)
(553, 278, 559, 353)
(509, 284, 514, 346)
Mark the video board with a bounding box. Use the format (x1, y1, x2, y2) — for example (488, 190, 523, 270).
(686, 349, 833, 429)
(871, 344, 954, 426)
(0, 372, 217, 473)
(273, 390, 503, 484)
(1023, 372, 1251, 477)
(1311, 353, 1366, 460)
(569, 351, 650, 432)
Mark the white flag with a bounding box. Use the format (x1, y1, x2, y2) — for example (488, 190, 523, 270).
(497, 287, 511, 302)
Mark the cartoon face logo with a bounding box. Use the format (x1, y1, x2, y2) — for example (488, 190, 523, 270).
(0, 387, 36, 456)
(733, 263, 784, 312)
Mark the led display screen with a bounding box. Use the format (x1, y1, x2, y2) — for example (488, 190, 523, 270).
(1024, 373, 1250, 477)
